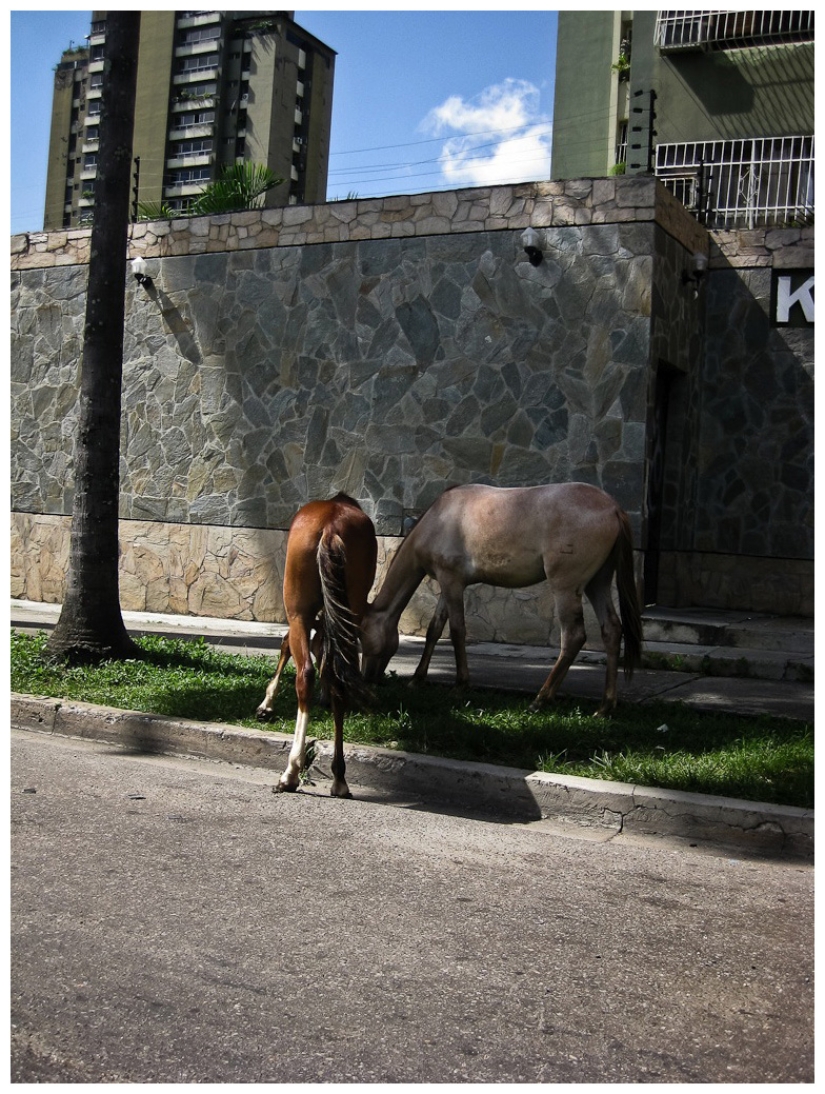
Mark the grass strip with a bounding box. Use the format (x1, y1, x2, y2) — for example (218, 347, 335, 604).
(11, 630, 813, 810)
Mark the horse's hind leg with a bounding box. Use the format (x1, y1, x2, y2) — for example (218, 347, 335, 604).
(329, 697, 352, 799)
(256, 634, 292, 721)
(529, 589, 586, 711)
(276, 621, 315, 792)
(585, 562, 622, 717)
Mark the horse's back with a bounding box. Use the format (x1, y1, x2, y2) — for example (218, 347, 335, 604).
(413, 482, 624, 586)
(288, 493, 371, 545)
(285, 494, 377, 616)
(430, 482, 621, 535)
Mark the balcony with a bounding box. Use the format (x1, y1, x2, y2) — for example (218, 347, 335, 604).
(169, 124, 214, 140)
(164, 181, 210, 198)
(167, 152, 214, 170)
(174, 67, 221, 87)
(656, 10, 815, 52)
(177, 12, 221, 30)
(172, 90, 217, 109)
(175, 39, 222, 59)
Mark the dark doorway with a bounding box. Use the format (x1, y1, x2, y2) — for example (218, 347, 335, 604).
(644, 361, 680, 604)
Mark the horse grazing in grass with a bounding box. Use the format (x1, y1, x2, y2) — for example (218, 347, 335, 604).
(256, 494, 377, 797)
(361, 483, 643, 717)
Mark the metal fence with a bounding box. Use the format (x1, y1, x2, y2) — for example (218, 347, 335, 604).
(655, 10, 814, 51)
(655, 136, 814, 228)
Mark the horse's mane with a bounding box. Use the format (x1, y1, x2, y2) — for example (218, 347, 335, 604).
(383, 484, 463, 574)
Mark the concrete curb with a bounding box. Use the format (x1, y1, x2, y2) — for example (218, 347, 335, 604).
(11, 693, 813, 861)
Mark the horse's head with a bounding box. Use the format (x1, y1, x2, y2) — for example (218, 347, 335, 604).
(360, 606, 399, 683)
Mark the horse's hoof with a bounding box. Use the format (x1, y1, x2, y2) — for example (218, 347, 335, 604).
(256, 707, 274, 723)
(273, 779, 298, 794)
(331, 788, 353, 800)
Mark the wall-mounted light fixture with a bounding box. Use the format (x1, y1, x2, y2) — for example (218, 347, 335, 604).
(130, 255, 154, 288)
(521, 226, 544, 266)
(681, 250, 708, 288)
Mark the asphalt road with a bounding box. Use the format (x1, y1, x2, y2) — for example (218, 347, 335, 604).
(11, 729, 814, 1083)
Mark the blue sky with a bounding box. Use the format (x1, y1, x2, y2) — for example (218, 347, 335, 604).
(9, 7, 558, 234)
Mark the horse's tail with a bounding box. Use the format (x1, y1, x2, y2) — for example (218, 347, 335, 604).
(615, 509, 643, 680)
(317, 530, 372, 711)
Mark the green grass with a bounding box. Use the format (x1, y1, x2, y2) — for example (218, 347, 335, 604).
(11, 630, 814, 809)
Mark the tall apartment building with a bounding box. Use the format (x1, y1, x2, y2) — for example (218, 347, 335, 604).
(551, 10, 814, 228)
(44, 10, 336, 230)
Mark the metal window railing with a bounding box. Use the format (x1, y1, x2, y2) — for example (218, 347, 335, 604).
(656, 10, 814, 51)
(655, 135, 814, 228)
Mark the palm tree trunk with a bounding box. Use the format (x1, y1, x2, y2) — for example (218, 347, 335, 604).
(46, 12, 142, 663)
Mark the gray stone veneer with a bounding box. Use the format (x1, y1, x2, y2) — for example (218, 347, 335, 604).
(11, 179, 814, 625)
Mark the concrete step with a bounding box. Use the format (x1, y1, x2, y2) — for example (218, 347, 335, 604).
(639, 641, 813, 683)
(637, 608, 814, 683)
(641, 607, 813, 654)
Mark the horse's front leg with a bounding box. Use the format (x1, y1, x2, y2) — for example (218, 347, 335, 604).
(440, 580, 470, 689)
(256, 634, 292, 721)
(412, 594, 449, 685)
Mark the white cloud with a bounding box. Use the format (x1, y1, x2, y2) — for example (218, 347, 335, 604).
(420, 78, 552, 188)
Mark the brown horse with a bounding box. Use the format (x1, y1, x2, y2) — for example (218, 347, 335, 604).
(361, 483, 643, 717)
(256, 494, 377, 797)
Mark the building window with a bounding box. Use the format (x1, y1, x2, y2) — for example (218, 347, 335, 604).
(656, 135, 814, 228)
(169, 167, 212, 185)
(174, 110, 215, 128)
(181, 26, 221, 45)
(180, 53, 220, 74)
(171, 138, 213, 159)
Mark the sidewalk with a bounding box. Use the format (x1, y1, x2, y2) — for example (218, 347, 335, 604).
(11, 598, 814, 722)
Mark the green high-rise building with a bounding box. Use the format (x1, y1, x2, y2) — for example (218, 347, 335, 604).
(552, 10, 814, 227)
(44, 10, 336, 230)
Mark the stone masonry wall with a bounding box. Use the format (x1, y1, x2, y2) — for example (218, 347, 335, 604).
(11, 178, 814, 629)
(12, 179, 669, 642)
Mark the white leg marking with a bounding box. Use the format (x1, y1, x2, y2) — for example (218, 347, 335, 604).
(280, 707, 310, 790)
